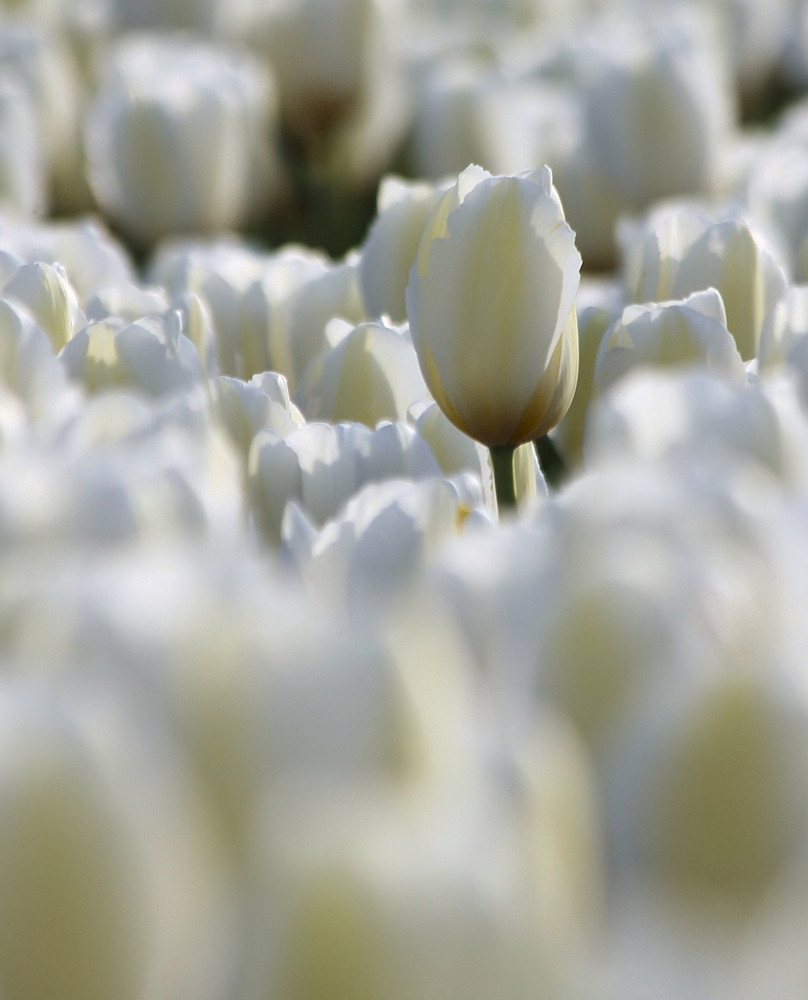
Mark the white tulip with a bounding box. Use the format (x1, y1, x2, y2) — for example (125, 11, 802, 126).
(579, 13, 735, 211)
(150, 238, 269, 380)
(742, 103, 808, 282)
(237, 0, 379, 143)
(406, 164, 581, 447)
(408, 398, 495, 508)
(620, 204, 788, 361)
(241, 248, 366, 393)
(359, 174, 451, 322)
(85, 34, 279, 248)
(0, 691, 153, 1000)
(550, 285, 623, 469)
(0, 683, 235, 1000)
(0, 25, 84, 212)
(758, 284, 808, 371)
(586, 368, 794, 486)
(247, 419, 440, 545)
(295, 318, 429, 426)
(2, 260, 85, 352)
(0, 297, 70, 417)
(0, 216, 138, 310)
(593, 288, 746, 397)
(211, 371, 304, 458)
(283, 474, 490, 611)
(0, 74, 45, 216)
(244, 778, 567, 1000)
(60, 311, 206, 398)
(607, 662, 808, 913)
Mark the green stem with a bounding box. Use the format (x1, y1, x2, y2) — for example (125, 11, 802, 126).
(491, 444, 518, 512)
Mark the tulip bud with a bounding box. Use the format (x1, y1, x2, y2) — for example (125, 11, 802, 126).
(240, 247, 366, 393)
(149, 237, 267, 380)
(247, 420, 440, 545)
(0, 216, 138, 311)
(239, 0, 377, 146)
(211, 370, 304, 459)
(2, 260, 84, 352)
(84, 34, 279, 249)
(359, 175, 451, 323)
(295, 318, 429, 427)
(0, 25, 84, 213)
(61, 311, 205, 398)
(621, 205, 788, 362)
(0, 297, 69, 413)
(405, 164, 581, 449)
(593, 288, 746, 397)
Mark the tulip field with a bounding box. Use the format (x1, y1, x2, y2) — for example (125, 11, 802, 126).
(6, 0, 808, 997)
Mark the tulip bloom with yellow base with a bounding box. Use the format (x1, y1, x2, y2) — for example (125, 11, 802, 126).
(405, 164, 581, 452)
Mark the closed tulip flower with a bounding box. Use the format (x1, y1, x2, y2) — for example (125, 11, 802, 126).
(406, 165, 581, 453)
(405, 164, 580, 506)
(85, 34, 279, 250)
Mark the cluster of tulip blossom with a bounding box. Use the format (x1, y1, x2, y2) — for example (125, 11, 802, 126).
(7, 0, 808, 998)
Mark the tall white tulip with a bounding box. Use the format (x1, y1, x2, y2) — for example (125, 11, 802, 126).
(405, 164, 581, 450)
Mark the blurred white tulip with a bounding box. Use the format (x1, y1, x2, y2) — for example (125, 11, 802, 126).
(359, 174, 451, 322)
(295, 317, 429, 426)
(550, 285, 623, 469)
(61, 311, 206, 399)
(0, 388, 244, 551)
(758, 284, 808, 371)
(408, 398, 496, 512)
(586, 368, 796, 486)
(0, 683, 236, 1000)
(741, 100, 808, 283)
(160, 580, 423, 855)
(85, 33, 280, 248)
(0, 689, 153, 1000)
(0, 215, 139, 311)
(581, 14, 735, 209)
(2, 260, 85, 353)
(282, 473, 490, 611)
(244, 775, 575, 1000)
(0, 297, 71, 419)
(406, 53, 510, 180)
(606, 661, 808, 914)
(0, 25, 84, 213)
(620, 204, 789, 361)
(247, 419, 440, 545)
(238, 0, 384, 145)
(0, 74, 45, 217)
(593, 288, 746, 397)
(211, 371, 305, 459)
(547, 10, 736, 268)
(150, 238, 270, 379)
(240, 247, 366, 391)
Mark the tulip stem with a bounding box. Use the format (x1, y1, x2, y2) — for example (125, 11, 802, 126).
(491, 444, 518, 512)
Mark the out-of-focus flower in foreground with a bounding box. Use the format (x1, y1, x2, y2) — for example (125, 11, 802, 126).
(406, 164, 581, 449)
